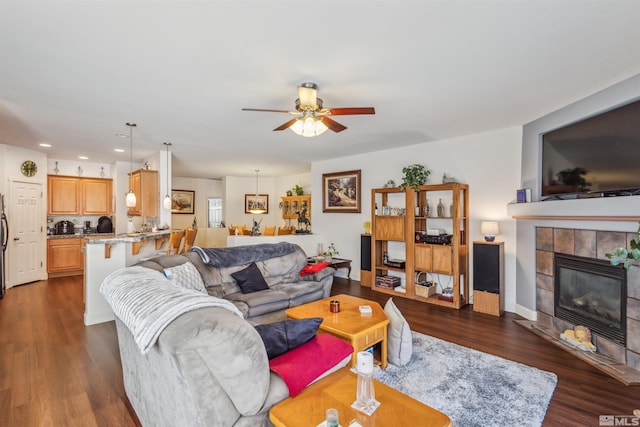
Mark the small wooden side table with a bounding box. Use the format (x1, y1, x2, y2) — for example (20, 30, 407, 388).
(286, 294, 389, 368)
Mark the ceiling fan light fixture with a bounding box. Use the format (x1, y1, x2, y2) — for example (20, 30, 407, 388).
(290, 115, 328, 137)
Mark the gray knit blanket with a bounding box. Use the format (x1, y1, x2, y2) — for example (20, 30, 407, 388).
(100, 266, 244, 354)
(190, 242, 297, 267)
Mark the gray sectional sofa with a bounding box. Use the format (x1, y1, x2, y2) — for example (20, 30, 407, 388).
(101, 243, 346, 426)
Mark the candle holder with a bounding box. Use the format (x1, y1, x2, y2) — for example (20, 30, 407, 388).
(351, 351, 380, 415)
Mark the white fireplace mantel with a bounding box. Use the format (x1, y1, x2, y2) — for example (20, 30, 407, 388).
(507, 195, 640, 221)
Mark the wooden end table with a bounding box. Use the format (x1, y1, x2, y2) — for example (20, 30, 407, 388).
(308, 257, 352, 278)
(269, 367, 452, 427)
(285, 294, 389, 368)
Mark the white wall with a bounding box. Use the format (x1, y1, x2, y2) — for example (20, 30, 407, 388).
(171, 176, 222, 246)
(311, 127, 522, 312)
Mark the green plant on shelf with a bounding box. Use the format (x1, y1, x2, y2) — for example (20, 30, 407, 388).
(399, 164, 430, 191)
(322, 242, 339, 257)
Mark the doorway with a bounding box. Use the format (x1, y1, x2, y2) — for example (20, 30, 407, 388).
(7, 180, 45, 287)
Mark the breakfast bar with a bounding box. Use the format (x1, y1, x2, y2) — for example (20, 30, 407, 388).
(83, 230, 171, 325)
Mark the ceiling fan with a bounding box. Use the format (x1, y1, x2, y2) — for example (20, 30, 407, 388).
(242, 82, 375, 137)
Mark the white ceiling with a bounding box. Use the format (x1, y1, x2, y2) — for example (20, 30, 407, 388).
(1, 1, 639, 179)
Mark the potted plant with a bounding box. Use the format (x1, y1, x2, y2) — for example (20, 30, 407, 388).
(322, 242, 339, 262)
(293, 184, 304, 196)
(606, 222, 640, 269)
(399, 164, 430, 191)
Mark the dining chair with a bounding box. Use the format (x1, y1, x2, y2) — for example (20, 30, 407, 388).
(180, 228, 198, 254)
(167, 230, 185, 255)
(263, 226, 276, 236)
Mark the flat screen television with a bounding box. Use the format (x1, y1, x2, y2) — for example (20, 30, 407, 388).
(541, 99, 640, 199)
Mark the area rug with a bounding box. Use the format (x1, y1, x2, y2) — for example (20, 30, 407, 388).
(373, 331, 557, 427)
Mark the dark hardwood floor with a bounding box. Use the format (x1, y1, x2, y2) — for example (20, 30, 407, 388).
(0, 275, 636, 426)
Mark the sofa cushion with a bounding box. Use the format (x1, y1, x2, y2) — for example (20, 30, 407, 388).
(225, 289, 291, 318)
(269, 334, 354, 397)
(255, 317, 323, 359)
(231, 262, 269, 294)
(384, 297, 412, 366)
(163, 262, 207, 293)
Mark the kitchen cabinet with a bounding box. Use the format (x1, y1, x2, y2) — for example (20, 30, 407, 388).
(47, 176, 113, 216)
(47, 238, 84, 277)
(128, 169, 158, 217)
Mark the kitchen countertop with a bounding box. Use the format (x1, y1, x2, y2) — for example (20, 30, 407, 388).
(84, 230, 171, 244)
(48, 232, 114, 240)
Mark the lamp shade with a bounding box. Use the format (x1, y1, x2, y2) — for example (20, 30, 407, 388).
(290, 116, 328, 137)
(126, 190, 137, 208)
(163, 195, 172, 210)
(480, 221, 500, 242)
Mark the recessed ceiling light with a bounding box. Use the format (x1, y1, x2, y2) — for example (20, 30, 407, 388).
(39, 143, 51, 147)
(116, 133, 128, 138)
(114, 148, 125, 153)
(79, 156, 88, 160)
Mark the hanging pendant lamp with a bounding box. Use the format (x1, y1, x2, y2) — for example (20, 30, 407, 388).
(248, 169, 266, 214)
(163, 142, 172, 210)
(125, 122, 137, 208)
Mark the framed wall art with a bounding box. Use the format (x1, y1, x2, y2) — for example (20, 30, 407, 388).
(322, 169, 361, 213)
(245, 194, 269, 214)
(171, 189, 195, 214)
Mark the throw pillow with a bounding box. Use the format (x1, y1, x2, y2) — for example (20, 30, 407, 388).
(384, 297, 412, 366)
(299, 261, 329, 277)
(231, 262, 269, 294)
(254, 317, 323, 359)
(163, 262, 207, 293)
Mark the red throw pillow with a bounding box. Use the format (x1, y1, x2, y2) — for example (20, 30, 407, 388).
(269, 333, 353, 396)
(300, 261, 329, 277)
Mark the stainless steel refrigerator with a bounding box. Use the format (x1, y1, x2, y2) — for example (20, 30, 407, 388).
(1, 194, 7, 299)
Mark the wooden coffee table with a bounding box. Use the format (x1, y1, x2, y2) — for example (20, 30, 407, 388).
(269, 367, 452, 427)
(285, 294, 389, 368)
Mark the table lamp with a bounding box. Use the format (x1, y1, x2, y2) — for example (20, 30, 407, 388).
(480, 221, 500, 242)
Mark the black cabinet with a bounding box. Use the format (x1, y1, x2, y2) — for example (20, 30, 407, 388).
(473, 241, 504, 316)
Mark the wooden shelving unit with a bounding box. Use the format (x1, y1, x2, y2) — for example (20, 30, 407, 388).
(370, 183, 469, 309)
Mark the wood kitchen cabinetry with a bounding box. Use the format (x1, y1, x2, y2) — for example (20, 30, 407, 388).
(47, 238, 85, 277)
(128, 169, 158, 217)
(371, 183, 469, 309)
(47, 176, 113, 215)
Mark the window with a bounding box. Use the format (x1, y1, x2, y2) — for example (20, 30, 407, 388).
(207, 197, 223, 227)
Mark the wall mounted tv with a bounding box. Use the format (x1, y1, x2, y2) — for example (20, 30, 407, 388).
(541, 99, 640, 199)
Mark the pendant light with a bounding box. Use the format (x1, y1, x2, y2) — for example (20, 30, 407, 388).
(163, 142, 172, 210)
(125, 122, 137, 208)
(248, 169, 266, 214)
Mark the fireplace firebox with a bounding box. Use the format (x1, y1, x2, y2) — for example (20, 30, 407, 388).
(554, 253, 626, 346)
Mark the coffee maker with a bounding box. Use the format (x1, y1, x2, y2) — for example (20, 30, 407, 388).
(83, 221, 91, 233)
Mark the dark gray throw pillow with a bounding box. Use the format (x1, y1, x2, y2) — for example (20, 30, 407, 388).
(255, 318, 323, 359)
(231, 262, 269, 294)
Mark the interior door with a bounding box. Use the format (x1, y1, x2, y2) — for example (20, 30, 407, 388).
(8, 181, 44, 287)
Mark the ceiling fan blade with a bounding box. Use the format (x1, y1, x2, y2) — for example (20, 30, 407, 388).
(327, 107, 376, 116)
(273, 118, 298, 131)
(323, 117, 347, 133)
(242, 108, 291, 113)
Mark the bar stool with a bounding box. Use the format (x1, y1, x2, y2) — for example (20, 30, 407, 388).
(180, 228, 198, 254)
(167, 230, 185, 255)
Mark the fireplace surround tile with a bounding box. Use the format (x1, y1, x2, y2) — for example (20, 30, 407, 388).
(628, 267, 640, 299)
(536, 227, 553, 251)
(536, 250, 553, 275)
(553, 228, 575, 255)
(536, 272, 553, 292)
(536, 287, 553, 316)
(628, 317, 640, 354)
(627, 350, 640, 371)
(596, 336, 626, 364)
(574, 229, 596, 258)
(596, 231, 626, 260)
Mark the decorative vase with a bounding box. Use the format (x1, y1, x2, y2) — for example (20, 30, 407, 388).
(437, 199, 445, 217)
